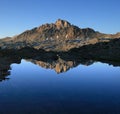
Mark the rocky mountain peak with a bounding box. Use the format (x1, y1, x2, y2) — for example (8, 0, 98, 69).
(1, 19, 120, 51)
(55, 19, 71, 29)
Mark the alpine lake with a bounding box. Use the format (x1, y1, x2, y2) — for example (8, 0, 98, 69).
(0, 49, 120, 114)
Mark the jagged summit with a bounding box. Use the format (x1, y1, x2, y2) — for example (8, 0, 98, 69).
(55, 19, 71, 29)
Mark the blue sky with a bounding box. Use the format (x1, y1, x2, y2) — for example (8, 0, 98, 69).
(0, 0, 120, 38)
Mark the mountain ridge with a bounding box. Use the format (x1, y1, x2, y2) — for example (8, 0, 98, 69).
(0, 19, 120, 51)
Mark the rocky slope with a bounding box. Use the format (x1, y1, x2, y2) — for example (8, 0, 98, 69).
(0, 19, 120, 51)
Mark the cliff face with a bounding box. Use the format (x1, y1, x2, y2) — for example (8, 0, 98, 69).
(0, 19, 120, 51)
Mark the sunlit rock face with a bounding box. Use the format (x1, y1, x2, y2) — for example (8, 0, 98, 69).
(1, 19, 120, 52)
(55, 19, 71, 29)
(0, 19, 105, 51)
(1, 19, 120, 51)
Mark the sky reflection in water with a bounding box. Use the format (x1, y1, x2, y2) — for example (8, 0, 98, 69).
(0, 60, 120, 114)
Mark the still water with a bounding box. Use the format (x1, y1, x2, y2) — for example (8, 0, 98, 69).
(0, 59, 120, 114)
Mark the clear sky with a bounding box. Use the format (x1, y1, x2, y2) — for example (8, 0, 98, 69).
(0, 0, 120, 38)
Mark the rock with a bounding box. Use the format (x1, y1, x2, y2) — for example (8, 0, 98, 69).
(55, 19, 71, 29)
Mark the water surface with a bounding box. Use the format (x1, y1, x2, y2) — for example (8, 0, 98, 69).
(0, 59, 120, 114)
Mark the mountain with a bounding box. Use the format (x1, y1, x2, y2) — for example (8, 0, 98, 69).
(13, 19, 97, 41)
(0, 19, 120, 51)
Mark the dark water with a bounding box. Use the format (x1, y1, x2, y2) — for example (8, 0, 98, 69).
(0, 59, 120, 114)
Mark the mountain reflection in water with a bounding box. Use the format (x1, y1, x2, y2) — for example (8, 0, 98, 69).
(0, 49, 120, 81)
(0, 48, 120, 81)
